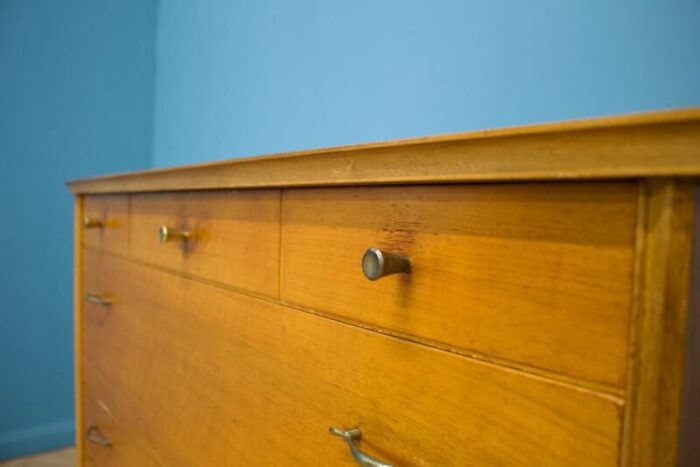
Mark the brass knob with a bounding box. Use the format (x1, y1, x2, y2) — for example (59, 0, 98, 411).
(158, 225, 190, 243)
(361, 248, 412, 281)
(82, 217, 103, 229)
(84, 293, 113, 306)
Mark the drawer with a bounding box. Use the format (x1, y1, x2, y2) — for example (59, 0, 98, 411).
(281, 183, 638, 387)
(82, 195, 129, 255)
(130, 190, 280, 297)
(83, 380, 117, 467)
(83, 369, 161, 466)
(81, 252, 165, 466)
(82, 252, 114, 311)
(82, 253, 623, 466)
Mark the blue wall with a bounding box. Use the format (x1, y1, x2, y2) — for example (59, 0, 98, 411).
(153, 0, 700, 167)
(0, 0, 156, 459)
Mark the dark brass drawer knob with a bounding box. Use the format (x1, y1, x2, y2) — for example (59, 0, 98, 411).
(82, 217, 104, 229)
(362, 248, 412, 281)
(329, 427, 392, 467)
(86, 426, 112, 447)
(158, 225, 190, 243)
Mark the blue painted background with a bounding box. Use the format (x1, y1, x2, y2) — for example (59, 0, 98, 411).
(2, 0, 700, 460)
(0, 0, 156, 459)
(153, 0, 700, 167)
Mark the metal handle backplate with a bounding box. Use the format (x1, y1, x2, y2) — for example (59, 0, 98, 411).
(329, 427, 393, 467)
(86, 426, 112, 447)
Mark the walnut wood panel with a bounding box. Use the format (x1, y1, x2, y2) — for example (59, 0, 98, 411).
(621, 180, 698, 467)
(130, 190, 281, 297)
(82, 252, 110, 306)
(73, 196, 85, 467)
(83, 381, 118, 467)
(83, 369, 161, 466)
(81, 252, 623, 467)
(67, 108, 700, 194)
(678, 186, 700, 467)
(83, 195, 129, 255)
(281, 183, 638, 387)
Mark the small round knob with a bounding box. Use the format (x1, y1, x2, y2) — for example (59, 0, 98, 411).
(362, 248, 412, 281)
(158, 225, 190, 243)
(82, 216, 103, 229)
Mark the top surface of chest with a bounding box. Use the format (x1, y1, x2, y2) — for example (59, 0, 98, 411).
(67, 108, 700, 195)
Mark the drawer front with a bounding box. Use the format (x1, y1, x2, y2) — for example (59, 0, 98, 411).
(83, 369, 161, 466)
(281, 183, 638, 387)
(82, 253, 161, 466)
(83, 195, 129, 255)
(83, 381, 117, 467)
(130, 190, 281, 297)
(82, 253, 622, 466)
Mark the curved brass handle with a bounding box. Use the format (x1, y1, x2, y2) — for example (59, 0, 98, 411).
(158, 225, 190, 243)
(361, 248, 412, 281)
(82, 217, 104, 229)
(86, 426, 111, 447)
(84, 293, 113, 306)
(329, 427, 393, 467)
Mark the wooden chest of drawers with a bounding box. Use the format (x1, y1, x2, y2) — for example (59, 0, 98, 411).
(68, 109, 700, 466)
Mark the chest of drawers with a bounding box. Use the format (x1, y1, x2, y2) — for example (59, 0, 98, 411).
(68, 109, 700, 466)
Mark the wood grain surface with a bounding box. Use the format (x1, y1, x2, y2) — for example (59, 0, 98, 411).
(82, 195, 129, 255)
(67, 108, 700, 194)
(73, 196, 85, 467)
(678, 186, 700, 467)
(282, 183, 638, 387)
(81, 252, 623, 467)
(83, 372, 161, 467)
(621, 180, 698, 467)
(129, 190, 281, 297)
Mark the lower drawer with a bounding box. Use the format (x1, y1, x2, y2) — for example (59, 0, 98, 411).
(83, 369, 161, 466)
(82, 252, 623, 466)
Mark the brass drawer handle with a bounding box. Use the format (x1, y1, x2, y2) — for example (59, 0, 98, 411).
(158, 225, 190, 243)
(84, 293, 113, 306)
(329, 427, 393, 467)
(362, 248, 412, 281)
(82, 217, 104, 229)
(86, 426, 112, 447)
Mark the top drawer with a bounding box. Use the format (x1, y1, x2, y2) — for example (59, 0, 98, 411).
(281, 183, 638, 387)
(83, 195, 129, 255)
(130, 190, 281, 297)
